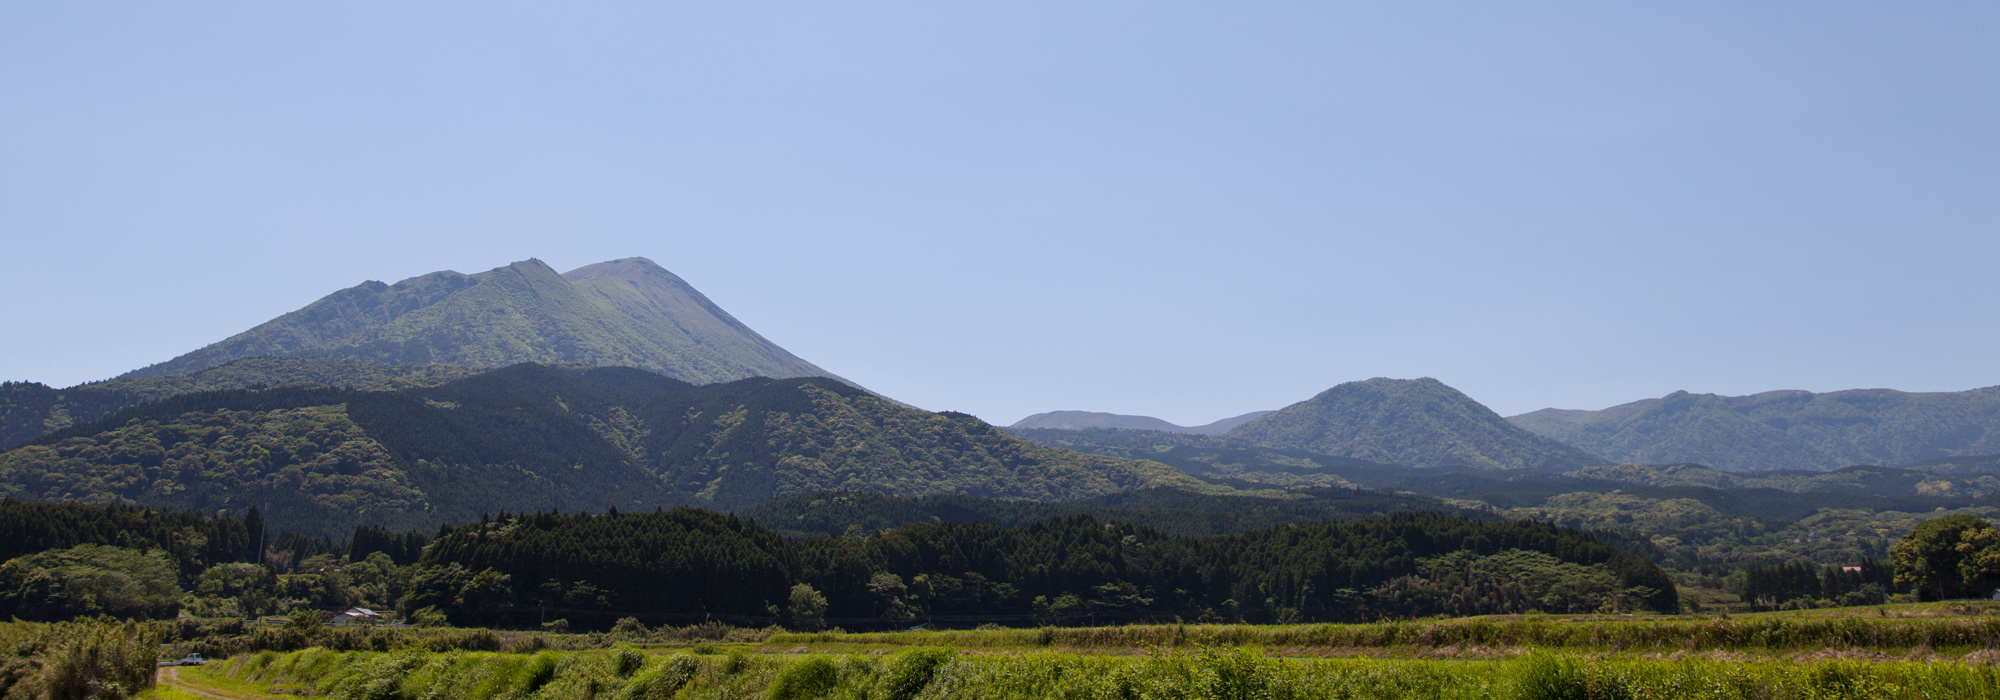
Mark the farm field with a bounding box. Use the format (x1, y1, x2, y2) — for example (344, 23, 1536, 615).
(145, 603, 2000, 700)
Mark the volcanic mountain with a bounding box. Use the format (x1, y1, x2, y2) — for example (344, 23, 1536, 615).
(122, 257, 848, 387)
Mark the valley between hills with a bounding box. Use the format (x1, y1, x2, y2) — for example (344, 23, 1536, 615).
(4, 258, 2000, 700)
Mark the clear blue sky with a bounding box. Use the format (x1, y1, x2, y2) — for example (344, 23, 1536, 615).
(3, 3, 1996, 425)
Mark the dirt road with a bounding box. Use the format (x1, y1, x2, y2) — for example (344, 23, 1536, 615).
(156, 666, 278, 700)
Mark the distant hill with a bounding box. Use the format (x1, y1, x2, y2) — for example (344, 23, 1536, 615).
(121, 257, 850, 388)
(0, 358, 481, 449)
(1508, 386, 2000, 472)
(1226, 377, 1606, 471)
(1009, 410, 1274, 435)
(0, 364, 1202, 536)
(1005, 426, 1391, 490)
(1007, 426, 1990, 523)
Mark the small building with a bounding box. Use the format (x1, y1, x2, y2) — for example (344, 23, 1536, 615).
(331, 607, 384, 626)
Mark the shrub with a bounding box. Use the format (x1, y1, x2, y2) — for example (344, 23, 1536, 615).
(878, 647, 954, 700)
(613, 649, 646, 677)
(622, 655, 699, 700)
(10, 619, 162, 700)
(767, 655, 838, 700)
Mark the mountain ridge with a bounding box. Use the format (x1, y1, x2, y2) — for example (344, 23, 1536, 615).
(1509, 385, 2000, 472)
(1010, 409, 1274, 435)
(1, 358, 483, 450)
(0, 363, 1204, 536)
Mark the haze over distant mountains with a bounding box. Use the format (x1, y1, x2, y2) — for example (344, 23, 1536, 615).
(1509, 387, 2000, 472)
(1010, 410, 1274, 435)
(124, 257, 848, 388)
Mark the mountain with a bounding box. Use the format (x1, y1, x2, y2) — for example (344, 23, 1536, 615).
(1225, 377, 1606, 471)
(1508, 386, 2000, 472)
(1009, 410, 1274, 435)
(121, 257, 849, 388)
(1, 358, 482, 450)
(0, 364, 1202, 536)
(1008, 426, 1407, 490)
(1008, 427, 1991, 524)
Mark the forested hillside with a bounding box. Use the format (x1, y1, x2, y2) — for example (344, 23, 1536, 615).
(120, 258, 852, 388)
(0, 358, 480, 449)
(1008, 427, 1393, 489)
(0, 364, 1201, 536)
(1007, 426, 2000, 575)
(1509, 386, 2000, 472)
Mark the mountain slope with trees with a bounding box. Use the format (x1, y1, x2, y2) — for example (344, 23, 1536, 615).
(0, 365, 1202, 536)
(1225, 378, 1606, 471)
(1509, 386, 2000, 472)
(119, 257, 850, 388)
(0, 358, 481, 449)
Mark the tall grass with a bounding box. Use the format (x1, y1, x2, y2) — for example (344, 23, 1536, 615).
(0, 618, 161, 700)
(207, 646, 2000, 700)
(775, 614, 2000, 652)
(160, 618, 779, 661)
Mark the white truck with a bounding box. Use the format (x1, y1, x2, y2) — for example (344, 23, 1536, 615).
(157, 653, 205, 667)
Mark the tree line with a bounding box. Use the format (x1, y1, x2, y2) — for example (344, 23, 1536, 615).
(404, 508, 1679, 629)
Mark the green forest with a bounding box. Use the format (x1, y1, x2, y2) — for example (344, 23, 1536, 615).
(1010, 426, 2000, 580)
(0, 365, 1201, 536)
(738, 487, 1464, 539)
(0, 358, 481, 450)
(0, 499, 1674, 630)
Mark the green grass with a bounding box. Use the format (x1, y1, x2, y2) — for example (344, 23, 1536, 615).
(766, 603, 2000, 655)
(203, 646, 2000, 700)
(135, 686, 208, 700)
(180, 606, 2000, 700)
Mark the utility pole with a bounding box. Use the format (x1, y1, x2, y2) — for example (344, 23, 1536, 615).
(260, 502, 271, 566)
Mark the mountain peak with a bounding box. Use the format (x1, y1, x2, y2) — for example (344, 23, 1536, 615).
(121, 257, 853, 388)
(1227, 377, 1605, 471)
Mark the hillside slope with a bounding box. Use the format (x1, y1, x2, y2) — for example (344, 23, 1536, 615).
(1227, 377, 1606, 471)
(1011, 410, 1273, 435)
(1510, 386, 2000, 472)
(0, 358, 481, 450)
(120, 258, 849, 387)
(0, 364, 1201, 535)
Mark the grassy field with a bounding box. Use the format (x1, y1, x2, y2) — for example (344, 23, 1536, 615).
(146, 603, 2000, 700)
(174, 645, 2000, 700)
(762, 603, 2000, 657)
